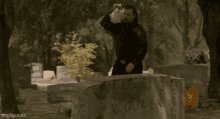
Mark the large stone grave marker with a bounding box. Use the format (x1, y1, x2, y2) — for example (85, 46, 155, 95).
(56, 66, 74, 81)
(48, 74, 185, 119)
(31, 63, 43, 78)
(154, 64, 208, 99)
(31, 63, 44, 83)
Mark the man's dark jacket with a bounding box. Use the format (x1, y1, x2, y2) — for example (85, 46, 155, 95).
(100, 10, 148, 66)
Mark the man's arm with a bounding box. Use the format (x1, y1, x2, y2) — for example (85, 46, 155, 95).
(100, 9, 123, 35)
(131, 26, 148, 66)
(100, 10, 115, 33)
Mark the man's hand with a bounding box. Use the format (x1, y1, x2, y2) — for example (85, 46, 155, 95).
(126, 63, 135, 74)
(113, 4, 122, 10)
(120, 60, 126, 64)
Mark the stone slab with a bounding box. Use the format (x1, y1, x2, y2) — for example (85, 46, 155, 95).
(47, 74, 185, 119)
(31, 72, 43, 78)
(58, 102, 72, 118)
(47, 83, 78, 103)
(68, 74, 185, 119)
(32, 78, 46, 83)
(154, 64, 208, 99)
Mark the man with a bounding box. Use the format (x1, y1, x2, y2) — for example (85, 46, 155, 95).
(100, 4, 148, 75)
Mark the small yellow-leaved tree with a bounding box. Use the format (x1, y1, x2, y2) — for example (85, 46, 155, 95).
(53, 31, 98, 81)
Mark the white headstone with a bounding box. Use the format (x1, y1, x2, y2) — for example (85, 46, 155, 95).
(43, 70, 55, 80)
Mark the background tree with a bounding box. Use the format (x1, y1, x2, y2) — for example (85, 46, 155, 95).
(164, 0, 207, 64)
(0, 0, 20, 114)
(197, 0, 220, 102)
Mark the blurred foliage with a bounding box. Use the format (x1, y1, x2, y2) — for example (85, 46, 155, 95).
(53, 32, 98, 79)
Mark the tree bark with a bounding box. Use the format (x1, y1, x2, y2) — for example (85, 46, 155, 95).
(46, 34, 52, 69)
(182, 0, 191, 64)
(197, 1, 220, 101)
(0, 0, 20, 113)
(146, 14, 155, 68)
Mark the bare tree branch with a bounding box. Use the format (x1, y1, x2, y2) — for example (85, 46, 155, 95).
(171, 18, 183, 36)
(188, 13, 200, 28)
(196, 37, 205, 46)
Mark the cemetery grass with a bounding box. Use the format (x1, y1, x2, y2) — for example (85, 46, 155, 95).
(0, 88, 69, 119)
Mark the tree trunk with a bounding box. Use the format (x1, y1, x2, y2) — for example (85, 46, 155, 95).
(183, 0, 191, 64)
(39, 33, 46, 70)
(146, 14, 155, 68)
(197, 1, 220, 101)
(0, 0, 20, 114)
(32, 39, 38, 62)
(46, 34, 52, 69)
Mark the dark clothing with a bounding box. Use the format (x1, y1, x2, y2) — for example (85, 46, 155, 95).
(100, 10, 148, 75)
(111, 59, 143, 75)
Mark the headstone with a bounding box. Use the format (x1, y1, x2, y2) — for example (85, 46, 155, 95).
(48, 74, 185, 119)
(47, 83, 78, 103)
(154, 64, 208, 99)
(31, 63, 43, 78)
(56, 66, 74, 80)
(43, 70, 55, 81)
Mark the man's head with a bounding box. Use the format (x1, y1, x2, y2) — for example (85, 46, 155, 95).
(121, 5, 138, 23)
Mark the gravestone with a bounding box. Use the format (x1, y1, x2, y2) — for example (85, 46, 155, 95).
(31, 63, 43, 83)
(43, 70, 55, 81)
(48, 74, 185, 119)
(31, 63, 43, 78)
(56, 66, 74, 81)
(154, 64, 208, 100)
